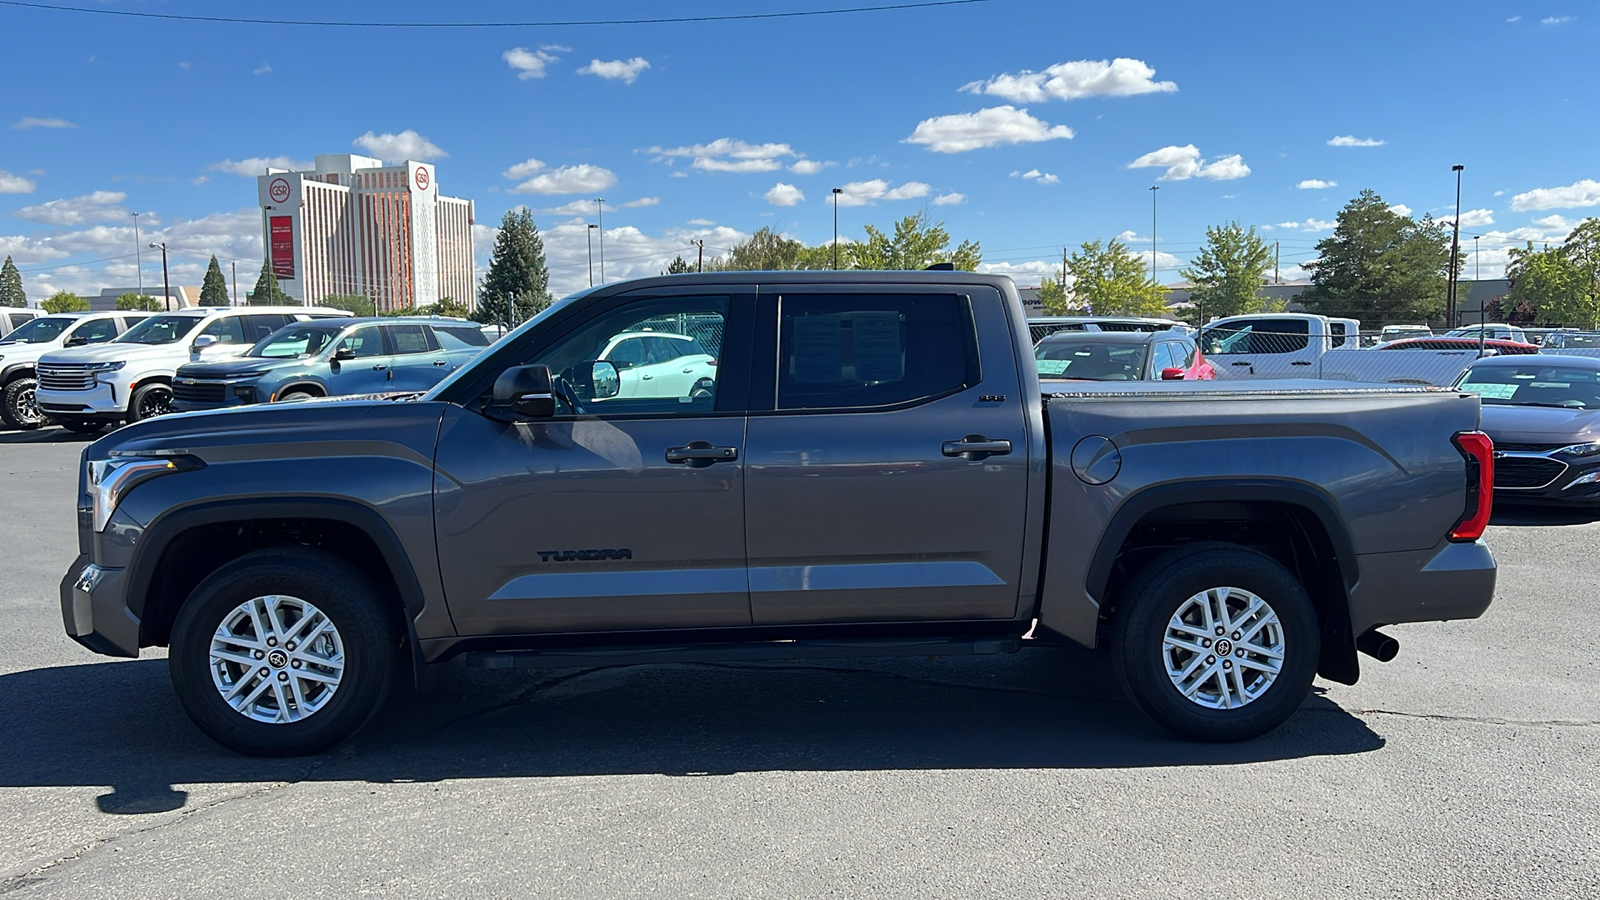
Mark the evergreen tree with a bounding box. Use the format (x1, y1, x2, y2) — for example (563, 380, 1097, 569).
(250, 264, 289, 305)
(474, 209, 551, 325)
(1298, 189, 1461, 327)
(663, 255, 694, 275)
(200, 255, 230, 306)
(0, 255, 25, 307)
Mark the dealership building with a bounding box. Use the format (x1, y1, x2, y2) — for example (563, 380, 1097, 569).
(257, 154, 475, 312)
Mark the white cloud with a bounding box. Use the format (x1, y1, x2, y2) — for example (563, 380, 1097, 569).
(931, 192, 966, 206)
(511, 164, 618, 195)
(906, 105, 1073, 153)
(1011, 169, 1060, 184)
(670, 171, 688, 178)
(577, 57, 651, 84)
(788, 159, 833, 175)
(252, 64, 272, 76)
(178, 61, 191, 72)
(503, 46, 560, 79)
(209, 156, 312, 176)
(1507, 15, 1522, 22)
(1388, 203, 1413, 216)
(1510, 179, 1600, 211)
(764, 183, 805, 206)
(533, 200, 604, 216)
(977, 259, 1060, 280)
(1327, 135, 1385, 147)
(12, 117, 77, 129)
(0, 169, 38, 193)
(1455, 208, 1495, 227)
(1542, 15, 1574, 24)
(622, 196, 659, 208)
(1127, 145, 1250, 181)
(353, 129, 447, 162)
(961, 58, 1177, 103)
(1296, 179, 1337, 190)
(1532, 214, 1578, 233)
(15, 191, 128, 225)
(685, 218, 715, 226)
(501, 158, 546, 180)
(832, 179, 932, 207)
(1265, 218, 1336, 232)
(524, 219, 754, 296)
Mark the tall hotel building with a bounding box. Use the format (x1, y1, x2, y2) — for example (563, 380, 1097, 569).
(256, 154, 475, 311)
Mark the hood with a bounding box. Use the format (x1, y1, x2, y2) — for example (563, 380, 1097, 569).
(174, 357, 293, 379)
(1480, 403, 1600, 443)
(39, 341, 188, 365)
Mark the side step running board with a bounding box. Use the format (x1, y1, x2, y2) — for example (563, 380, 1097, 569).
(462, 636, 1023, 670)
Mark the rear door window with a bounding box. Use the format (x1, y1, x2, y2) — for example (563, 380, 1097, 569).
(70, 318, 120, 344)
(775, 294, 977, 410)
(384, 323, 437, 355)
(200, 316, 246, 344)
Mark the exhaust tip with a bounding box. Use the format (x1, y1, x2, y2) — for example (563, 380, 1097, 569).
(1357, 628, 1400, 663)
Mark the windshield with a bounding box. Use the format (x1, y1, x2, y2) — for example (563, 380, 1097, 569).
(1458, 364, 1600, 409)
(1035, 341, 1148, 380)
(115, 314, 204, 345)
(421, 295, 578, 401)
(248, 325, 341, 359)
(0, 316, 72, 344)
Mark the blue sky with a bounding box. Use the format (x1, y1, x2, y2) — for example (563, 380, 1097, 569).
(2, 0, 1597, 301)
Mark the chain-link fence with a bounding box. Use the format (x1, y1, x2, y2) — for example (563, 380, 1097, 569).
(1194, 324, 1539, 386)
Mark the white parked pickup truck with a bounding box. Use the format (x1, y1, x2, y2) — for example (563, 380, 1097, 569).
(1200, 313, 1494, 386)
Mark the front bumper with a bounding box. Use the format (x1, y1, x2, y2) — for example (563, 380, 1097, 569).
(1346, 539, 1497, 637)
(37, 382, 127, 420)
(59, 553, 140, 658)
(1492, 454, 1600, 505)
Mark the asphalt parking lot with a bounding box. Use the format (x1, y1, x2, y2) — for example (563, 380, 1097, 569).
(1, 426, 1597, 899)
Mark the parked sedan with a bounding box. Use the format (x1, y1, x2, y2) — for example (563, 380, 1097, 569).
(170, 317, 489, 412)
(1379, 337, 1541, 355)
(1035, 331, 1214, 382)
(1455, 355, 1600, 504)
(597, 331, 717, 399)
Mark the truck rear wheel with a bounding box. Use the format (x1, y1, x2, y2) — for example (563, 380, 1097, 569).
(168, 548, 398, 756)
(1111, 543, 1319, 742)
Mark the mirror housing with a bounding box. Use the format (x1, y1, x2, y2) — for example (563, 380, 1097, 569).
(590, 361, 620, 400)
(333, 347, 357, 361)
(65, 335, 88, 347)
(1160, 367, 1186, 381)
(192, 334, 218, 351)
(493, 364, 556, 419)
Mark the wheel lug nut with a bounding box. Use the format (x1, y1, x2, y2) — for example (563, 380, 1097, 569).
(1236, 649, 1245, 658)
(1232, 631, 1242, 641)
(1223, 661, 1233, 670)
(1206, 656, 1216, 665)
(266, 638, 277, 647)
(1215, 627, 1225, 636)
(254, 650, 265, 660)
(286, 642, 296, 651)
(259, 667, 270, 677)
(1201, 638, 1212, 647)
(291, 660, 302, 669)
(278, 672, 289, 681)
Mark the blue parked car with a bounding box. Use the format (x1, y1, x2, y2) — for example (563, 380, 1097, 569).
(170, 316, 489, 412)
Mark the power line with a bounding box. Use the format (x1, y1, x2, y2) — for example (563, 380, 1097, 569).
(0, 0, 989, 28)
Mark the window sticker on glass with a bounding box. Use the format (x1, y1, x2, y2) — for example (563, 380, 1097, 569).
(1036, 359, 1070, 375)
(851, 312, 904, 382)
(792, 315, 844, 383)
(1465, 383, 1518, 399)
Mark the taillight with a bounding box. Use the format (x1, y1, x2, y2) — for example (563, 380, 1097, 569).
(1449, 431, 1494, 542)
(707, 359, 717, 366)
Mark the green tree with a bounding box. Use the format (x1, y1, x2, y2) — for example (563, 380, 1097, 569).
(1065, 239, 1168, 316)
(200, 255, 230, 306)
(1501, 219, 1600, 328)
(475, 208, 551, 326)
(1038, 276, 1070, 315)
(663, 255, 694, 275)
(1180, 222, 1274, 320)
(323, 294, 376, 316)
(41, 291, 89, 313)
(845, 211, 981, 271)
(0, 255, 25, 307)
(709, 226, 807, 271)
(429, 297, 472, 318)
(115, 293, 162, 311)
(1297, 189, 1461, 327)
(249, 264, 290, 305)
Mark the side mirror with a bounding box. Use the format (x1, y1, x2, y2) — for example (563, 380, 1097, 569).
(65, 335, 88, 347)
(492, 364, 555, 419)
(192, 334, 218, 350)
(610, 359, 635, 371)
(591, 361, 620, 399)
(1160, 367, 1186, 381)
(333, 347, 357, 361)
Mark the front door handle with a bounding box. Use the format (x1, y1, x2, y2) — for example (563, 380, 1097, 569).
(942, 435, 1012, 461)
(1290, 360, 1312, 366)
(434, 359, 449, 366)
(666, 441, 739, 467)
(1230, 361, 1252, 366)
(372, 364, 388, 371)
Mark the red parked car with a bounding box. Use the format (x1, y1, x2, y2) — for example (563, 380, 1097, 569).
(1377, 337, 1541, 355)
(1034, 331, 1215, 381)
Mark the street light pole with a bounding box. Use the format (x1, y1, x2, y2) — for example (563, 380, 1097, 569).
(149, 242, 171, 310)
(586, 224, 596, 287)
(131, 212, 144, 296)
(1149, 185, 1160, 285)
(595, 198, 605, 284)
(832, 187, 843, 270)
(695, 239, 704, 273)
(231, 260, 238, 306)
(1449, 164, 1464, 328)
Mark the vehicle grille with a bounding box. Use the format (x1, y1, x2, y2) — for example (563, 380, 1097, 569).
(1495, 457, 1566, 489)
(37, 364, 96, 392)
(172, 381, 227, 405)
(1491, 442, 1567, 453)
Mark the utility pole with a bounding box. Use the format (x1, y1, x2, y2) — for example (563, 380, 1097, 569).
(832, 187, 843, 270)
(231, 260, 237, 306)
(1448, 164, 1464, 328)
(131, 212, 144, 296)
(586, 224, 596, 287)
(148, 242, 171, 310)
(1274, 241, 1280, 285)
(1149, 185, 1159, 285)
(695, 239, 705, 273)
(595, 198, 605, 284)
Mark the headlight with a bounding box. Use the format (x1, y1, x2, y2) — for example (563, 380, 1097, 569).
(86, 454, 203, 532)
(85, 361, 125, 373)
(1555, 441, 1600, 458)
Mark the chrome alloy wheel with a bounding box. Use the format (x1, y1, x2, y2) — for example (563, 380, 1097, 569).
(208, 595, 345, 724)
(1162, 586, 1285, 710)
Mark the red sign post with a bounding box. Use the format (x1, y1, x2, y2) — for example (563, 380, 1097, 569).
(269, 216, 295, 279)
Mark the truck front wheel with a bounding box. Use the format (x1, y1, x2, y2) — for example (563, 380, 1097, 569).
(1111, 543, 1319, 742)
(168, 548, 398, 756)
(1, 377, 44, 429)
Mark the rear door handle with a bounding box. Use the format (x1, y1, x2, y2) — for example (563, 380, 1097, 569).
(1291, 361, 1312, 366)
(666, 441, 739, 467)
(942, 435, 1013, 460)
(1230, 361, 1252, 366)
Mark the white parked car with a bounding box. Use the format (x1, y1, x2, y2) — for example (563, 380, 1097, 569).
(1446, 323, 1527, 343)
(1200, 313, 1492, 386)
(1380, 324, 1433, 343)
(34, 306, 350, 432)
(597, 331, 717, 400)
(0, 311, 150, 428)
(0, 307, 44, 340)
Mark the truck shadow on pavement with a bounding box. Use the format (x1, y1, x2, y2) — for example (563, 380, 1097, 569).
(0, 646, 1383, 815)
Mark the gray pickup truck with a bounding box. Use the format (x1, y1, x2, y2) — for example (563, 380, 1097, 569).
(62, 272, 1497, 756)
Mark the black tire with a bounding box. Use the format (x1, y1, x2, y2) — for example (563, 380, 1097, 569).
(1, 377, 44, 429)
(127, 382, 175, 422)
(1111, 542, 1319, 742)
(277, 390, 317, 402)
(168, 548, 399, 756)
(54, 418, 107, 434)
